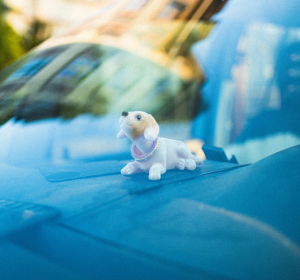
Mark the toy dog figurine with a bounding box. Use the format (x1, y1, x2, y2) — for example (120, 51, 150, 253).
(118, 111, 203, 180)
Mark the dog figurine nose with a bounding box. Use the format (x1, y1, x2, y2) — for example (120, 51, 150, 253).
(122, 111, 128, 116)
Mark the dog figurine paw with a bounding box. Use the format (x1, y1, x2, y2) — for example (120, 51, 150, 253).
(118, 111, 203, 180)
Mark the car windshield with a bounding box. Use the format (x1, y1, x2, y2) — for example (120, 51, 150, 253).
(0, 0, 227, 166)
(0, 43, 200, 124)
(212, 22, 300, 163)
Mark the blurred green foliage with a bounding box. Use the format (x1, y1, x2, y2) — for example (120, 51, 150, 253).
(0, 1, 25, 71)
(0, 1, 50, 71)
(22, 19, 51, 52)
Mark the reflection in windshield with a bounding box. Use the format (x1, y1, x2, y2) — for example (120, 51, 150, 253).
(0, 43, 200, 124)
(215, 22, 300, 163)
(123, 0, 150, 12)
(45, 47, 101, 90)
(158, 1, 187, 20)
(0, 48, 62, 96)
(0, 0, 228, 166)
(0, 0, 227, 126)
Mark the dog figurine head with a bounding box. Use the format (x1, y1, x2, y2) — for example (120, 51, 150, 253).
(117, 111, 159, 142)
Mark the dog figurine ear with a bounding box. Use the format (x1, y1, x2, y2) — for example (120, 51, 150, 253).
(117, 130, 127, 139)
(144, 114, 159, 142)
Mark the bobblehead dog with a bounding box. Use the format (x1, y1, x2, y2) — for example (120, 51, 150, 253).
(118, 111, 203, 180)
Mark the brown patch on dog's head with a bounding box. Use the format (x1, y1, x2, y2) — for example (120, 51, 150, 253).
(119, 111, 159, 141)
(131, 112, 148, 139)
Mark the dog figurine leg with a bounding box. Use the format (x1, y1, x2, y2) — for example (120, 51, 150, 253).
(177, 143, 193, 158)
(184, 158, 197, 170)
(149, 163, 166, 181)
(176, 143, 202, 170)
(177, 158, 186, 170)
(121, 162, 142, 175)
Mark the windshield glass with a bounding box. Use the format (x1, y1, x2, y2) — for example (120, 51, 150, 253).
(0, 43, 200, 124)
(0, 0, 226, 166)
(214, 22, 300, 163)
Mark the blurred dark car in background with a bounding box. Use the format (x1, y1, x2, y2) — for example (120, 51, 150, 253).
(0, 0, 299, 279)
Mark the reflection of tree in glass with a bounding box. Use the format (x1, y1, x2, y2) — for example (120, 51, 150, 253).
(0, 0, 25, 71)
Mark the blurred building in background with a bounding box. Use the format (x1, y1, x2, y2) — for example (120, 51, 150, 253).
(4, 0, 111, 35)
(1, 0, 226, 71)
(5, 0, 226, 36)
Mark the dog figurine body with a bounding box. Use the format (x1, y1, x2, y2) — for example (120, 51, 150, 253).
(118, 111, 203, 180)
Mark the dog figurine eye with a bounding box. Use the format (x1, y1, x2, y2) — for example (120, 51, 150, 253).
(135, 115, 141, 121)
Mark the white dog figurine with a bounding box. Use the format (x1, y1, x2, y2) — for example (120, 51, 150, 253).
(117, 111, 203, 180)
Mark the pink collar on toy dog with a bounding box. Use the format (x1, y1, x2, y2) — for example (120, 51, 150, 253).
(131, 138, 160, 162)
